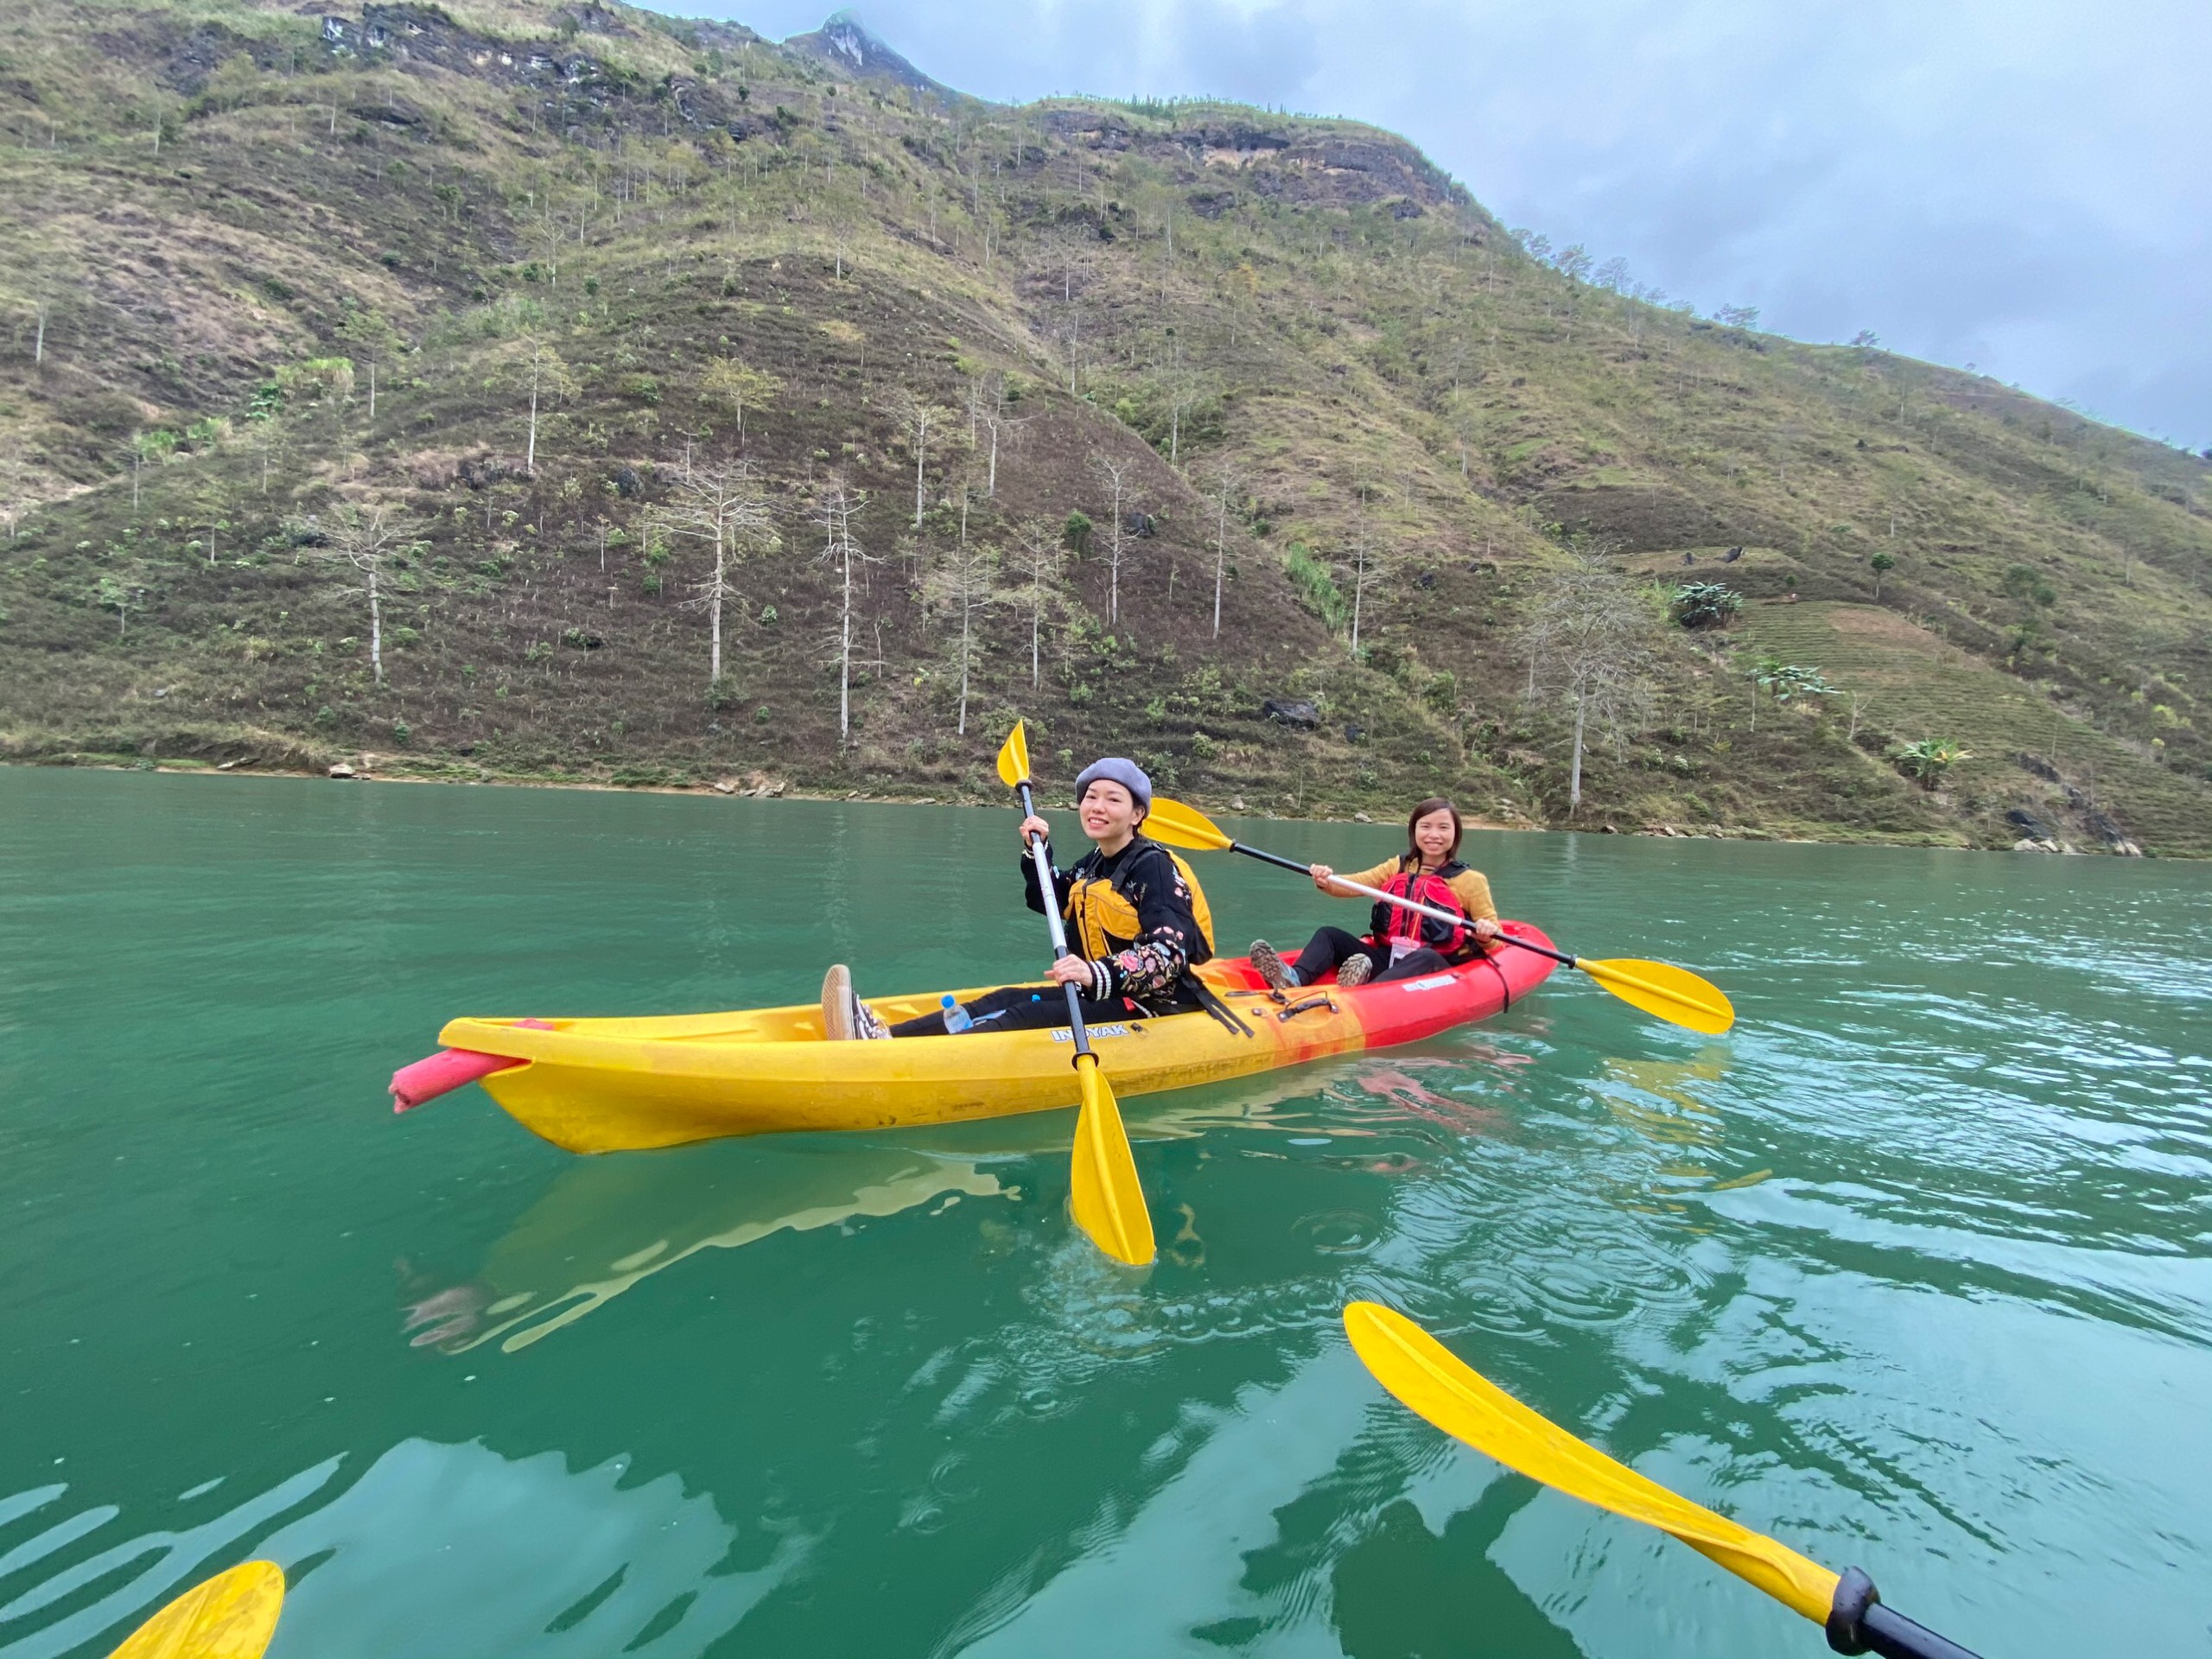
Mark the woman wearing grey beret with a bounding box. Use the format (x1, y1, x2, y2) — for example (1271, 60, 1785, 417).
(822, 757, 1223, 1039)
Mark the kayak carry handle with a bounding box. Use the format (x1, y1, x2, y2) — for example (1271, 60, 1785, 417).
(390, 1020, 555, 1112)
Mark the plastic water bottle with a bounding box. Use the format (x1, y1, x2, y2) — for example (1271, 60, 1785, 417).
(940, 995, 973, 1034)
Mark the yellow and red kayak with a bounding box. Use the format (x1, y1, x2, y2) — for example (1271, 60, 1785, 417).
(396, 925, 1559, 1154)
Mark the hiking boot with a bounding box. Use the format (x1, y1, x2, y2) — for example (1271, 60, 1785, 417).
(821, 964, 857, 1040)
(1336, 954, 1374, 988)
(1249, 939, 1298, 992)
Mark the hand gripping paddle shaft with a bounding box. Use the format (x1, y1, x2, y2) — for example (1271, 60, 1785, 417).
(995, 724, 1154, 1266)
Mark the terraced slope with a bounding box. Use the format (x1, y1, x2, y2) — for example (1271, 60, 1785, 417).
(0, 0, 2206, 853)
(1741, 601, 2206, 855)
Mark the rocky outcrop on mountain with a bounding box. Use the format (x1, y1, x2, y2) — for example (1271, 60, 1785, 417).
(785, 11, 950, 97)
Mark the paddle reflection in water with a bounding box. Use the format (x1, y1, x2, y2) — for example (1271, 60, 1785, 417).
(392, 1057, 1495, 1361)
(1592, 1051, 1750, 1211)
(399, 1138, 1007, 1356)
(930, 1045, 1577, 1658)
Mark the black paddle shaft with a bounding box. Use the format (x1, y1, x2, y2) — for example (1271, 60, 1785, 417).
(1224, 841, 1580, 969)
(1016, 780, 1097, 1066)
(1827, 1568, 1983, 1659)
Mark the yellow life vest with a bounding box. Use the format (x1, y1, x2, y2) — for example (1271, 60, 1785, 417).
(1065, 837, 1215, 964)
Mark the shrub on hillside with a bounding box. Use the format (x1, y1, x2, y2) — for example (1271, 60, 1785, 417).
(1767, 664, 1836, 703)
(1285, 541, 1349, 633)
(1892, 737, 1970, 790)
(1670, 582, 1743, 628)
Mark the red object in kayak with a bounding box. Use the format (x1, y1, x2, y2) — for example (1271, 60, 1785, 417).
(391, 1020, 554, 1112)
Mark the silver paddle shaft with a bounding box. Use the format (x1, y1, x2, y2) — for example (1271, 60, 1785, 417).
(1014, 782, 1097, 1064)
(1018, 784, 1075, 959)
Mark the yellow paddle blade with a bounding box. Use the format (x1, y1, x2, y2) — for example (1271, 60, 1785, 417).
(109, 1562, 285, 1659)
(1577, 957, 1735, 1034)
(1141, 796, 1233, 852)
(1344, 1303, 1837, 1624)
(1069, 1055, 1154, 1266)
(995, 721, 1031, 789)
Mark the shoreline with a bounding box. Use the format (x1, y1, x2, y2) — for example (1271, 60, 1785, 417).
(1, 753, 2085, 853)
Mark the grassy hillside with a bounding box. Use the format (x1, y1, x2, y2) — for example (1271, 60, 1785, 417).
(1, 0, 2208, 855)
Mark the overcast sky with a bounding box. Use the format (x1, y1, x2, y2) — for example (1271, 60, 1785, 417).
(654, 0, 2211, 447)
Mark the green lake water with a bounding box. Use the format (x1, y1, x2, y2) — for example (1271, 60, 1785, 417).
(3, 767, 2209, 1659)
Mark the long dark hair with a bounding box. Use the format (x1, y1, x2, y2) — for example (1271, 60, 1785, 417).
(1403, 797, 1463, 866)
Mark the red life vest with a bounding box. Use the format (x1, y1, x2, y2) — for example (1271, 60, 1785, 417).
(1370, 860, 1478, 960)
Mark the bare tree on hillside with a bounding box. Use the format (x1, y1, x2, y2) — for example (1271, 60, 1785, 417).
(1013, 517, 1065, 688)
(953, 461, 982, 556)
(1045, 232, 1093, 306)
(1163, 365, 1211, 467)
(0, 447, 32, 541)
(1088, 452, 1138, 626)
(653, 461, 778, 692)
(248, 404, 283, 497)
(533, 199, 565, 287)
(337, 307, 401, 423)
(964, 370, 997, 448)
(1058, 303, 1086, 395)
(128, 428, 173, 512)
(925, 537, 998, 736)
(305, 501, 423, 688)
(1347, 481, 1389, 654)
(189, 481, 232, 568)
(97, 568, 149, 638)
(502, 334, 577, 473)
(814, 480, 878, 743)
(979, 397, 1026, 498)
(1044, 235, 1097, 394)
(887, 390, 953, 528)
(1205, 462, 1247, 639)
(1516, 556, 1658, 814)
(700, 359, 783, 453)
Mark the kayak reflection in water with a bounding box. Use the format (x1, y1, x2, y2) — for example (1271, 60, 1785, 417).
(1249, 796, 1502, 991)
(820, 757, 1228, 1039)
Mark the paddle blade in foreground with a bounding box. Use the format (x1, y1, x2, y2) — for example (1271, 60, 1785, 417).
(1342, 1301, 1836, 1623)
(1140, 796, 1233, 853)
(1577, 957, 1734, 1034)
(108, 1561, 285, 1659)
(1069, 1056, 1154, 1266)
(995, 721, 1032, 789)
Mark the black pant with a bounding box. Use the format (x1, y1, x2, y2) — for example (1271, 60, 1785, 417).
(1293, 925, 1453, 985)
(888, 982, 1138, 1038)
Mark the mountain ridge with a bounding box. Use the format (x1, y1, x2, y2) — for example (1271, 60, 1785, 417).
(785, 11, 950, 99)
(0, 0, 2206, 854)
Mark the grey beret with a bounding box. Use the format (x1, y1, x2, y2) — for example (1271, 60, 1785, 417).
(1073, 756, 1153, 814)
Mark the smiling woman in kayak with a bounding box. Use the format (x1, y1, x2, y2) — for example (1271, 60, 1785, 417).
(1249, 797, 1500, 991)
(821, 757, 1220, 1039)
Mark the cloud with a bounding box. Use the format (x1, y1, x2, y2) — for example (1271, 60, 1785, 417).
(671, 0, 2212, 441)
